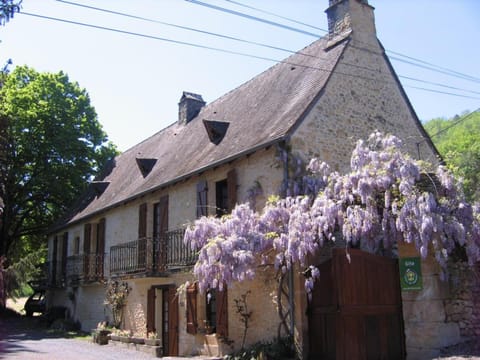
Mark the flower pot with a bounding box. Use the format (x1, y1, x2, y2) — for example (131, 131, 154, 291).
(110, 335, 121, 342)
(131, 337, 145, 345)
(145, 338, 161, 346)
(118, 335, 132, 343)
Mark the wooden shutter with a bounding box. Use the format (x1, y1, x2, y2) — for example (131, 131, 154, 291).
(147, 287, 156, 334)
(96, 218, 106, 278)
(61, 232, 68, 279)
(83, 223, 91, 278)
(186, 282, 198, 334)
(227, 169, 237, 212)
(216, 287, 228, 337)
(138, 203, 147, 239)
(168, 286, 179, 356)
(196, 180, 208, 218)
(156, 196, 169, 271)
(52, 236, 58, 286)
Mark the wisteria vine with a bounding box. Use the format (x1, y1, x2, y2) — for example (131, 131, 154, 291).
(184, 131, 480, 298)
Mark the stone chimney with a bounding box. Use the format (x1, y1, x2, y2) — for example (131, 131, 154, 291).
(178, 92, 206, 125)
(326, 0, 376, 44)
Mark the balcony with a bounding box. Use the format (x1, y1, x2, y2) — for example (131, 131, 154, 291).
(53, 253, 105, 286)
(110, 228, 197, 277)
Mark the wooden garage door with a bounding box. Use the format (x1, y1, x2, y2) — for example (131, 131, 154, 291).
(308, 248, 405, 360)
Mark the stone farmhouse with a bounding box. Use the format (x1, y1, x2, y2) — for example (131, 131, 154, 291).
(46, 0, 478, 359)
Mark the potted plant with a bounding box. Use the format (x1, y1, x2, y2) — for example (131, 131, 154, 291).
(93, 322, 111, 345)
(110, 328, 132, 343)
(145, 331, 161, 346)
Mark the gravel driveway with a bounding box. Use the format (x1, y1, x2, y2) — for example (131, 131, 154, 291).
(0, 314, 218, 360)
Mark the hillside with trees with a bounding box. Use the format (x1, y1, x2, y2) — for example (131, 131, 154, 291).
(423, 110, 480, 203)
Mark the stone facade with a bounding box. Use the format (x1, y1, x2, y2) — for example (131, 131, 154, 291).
(445, 262, 480, 340)
(46, 1, 461, 358)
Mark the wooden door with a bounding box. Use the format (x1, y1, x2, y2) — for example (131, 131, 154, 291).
(308, 249, 405, 360)
(163, 286, 178, 356)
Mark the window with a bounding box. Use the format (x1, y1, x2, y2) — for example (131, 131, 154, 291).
(74, 236, 80, 255)
(205, 287, 228, 336)
(215, 179, 228, 217)
(196, 180, 208, 218)
(205, 289, 217, 333)
(215, 169, 237, 217)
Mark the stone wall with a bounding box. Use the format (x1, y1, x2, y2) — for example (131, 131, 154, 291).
(398, 242, 461, 360)
(291, 35, 438, 174)
(445, 262, 480, 340)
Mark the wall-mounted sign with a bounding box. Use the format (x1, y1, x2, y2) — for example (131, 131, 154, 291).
(399, 257, 423, 291)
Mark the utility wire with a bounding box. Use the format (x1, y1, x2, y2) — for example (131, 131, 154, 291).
(184, 0, 321, 38)
(55, 0, 318, 58)
(191, 0, 480, 84)
(54, 1, 480, 97)
(386, 49, 480, 83)
(427, 108, 480, 139)
(20, 12, 480, 101)
(221, 0, 328, 33)
(389, 55, 480, 84)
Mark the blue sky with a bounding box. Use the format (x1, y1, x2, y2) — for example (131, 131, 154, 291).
(1, 0, 479, 151)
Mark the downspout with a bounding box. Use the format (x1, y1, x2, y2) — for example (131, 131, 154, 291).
(280, 140, 295, 337)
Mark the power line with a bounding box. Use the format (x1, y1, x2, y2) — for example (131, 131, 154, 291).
(386, 49, 480, 83)
(53, 1, 480, 97)
(427, 108, 480, 139)
(20, 11, 480, 102)
(403, 85, 480, 101)
(189, 0, 480, 84)
(221, 0, 328, 33)
(55, 0, 318, 58)
(389, 55, 480, 84)
(399, 76, 480, 96)
(184, 0, 321, 38)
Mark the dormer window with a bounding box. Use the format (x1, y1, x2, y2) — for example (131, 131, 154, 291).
(203, 120, 230, 145)
(136, 158, 157, 178)
(91, 181, 109, 196)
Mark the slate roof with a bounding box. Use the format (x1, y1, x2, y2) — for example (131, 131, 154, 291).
(61, 35, 349, 227)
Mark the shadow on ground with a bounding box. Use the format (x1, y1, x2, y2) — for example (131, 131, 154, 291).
(0, 307, 88, 359)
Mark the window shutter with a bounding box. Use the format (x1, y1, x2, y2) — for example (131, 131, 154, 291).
(52, 236, 58, 286)
(227, 169, 237, 212)
(62, 232, 68, 279)
(147, 287, 156, 334)
(196, 180, 208, 218)
(83, 224, 91, 253)
(83, 223, 91, 278)
(186, 282, 198, 334)
(96, 219, 106, 278)
(138, 203, 147, 239)
(216, 287, 228, 337)
(154, 196, 169, 271)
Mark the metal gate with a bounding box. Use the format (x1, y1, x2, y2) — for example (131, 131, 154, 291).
(308, 248, 405, 359)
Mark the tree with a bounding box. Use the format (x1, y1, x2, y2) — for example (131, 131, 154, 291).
(424, 111, 480, 203)
(0, 0, 21, 26)
(0, 65, 118, 263)
(184, 131, 480, 337)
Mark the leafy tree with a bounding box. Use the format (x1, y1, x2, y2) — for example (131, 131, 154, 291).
(0, 0, 21, 26)
(184, 131, 480, 338)
(0, 65, 118, 264)
(424, 111, 480, 203)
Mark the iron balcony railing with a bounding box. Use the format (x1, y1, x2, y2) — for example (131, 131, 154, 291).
(83, 253, 105, 282)
(110, 228, 197, 276)
(60, 253, 105, 285)
(66, 255, 83, 283)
